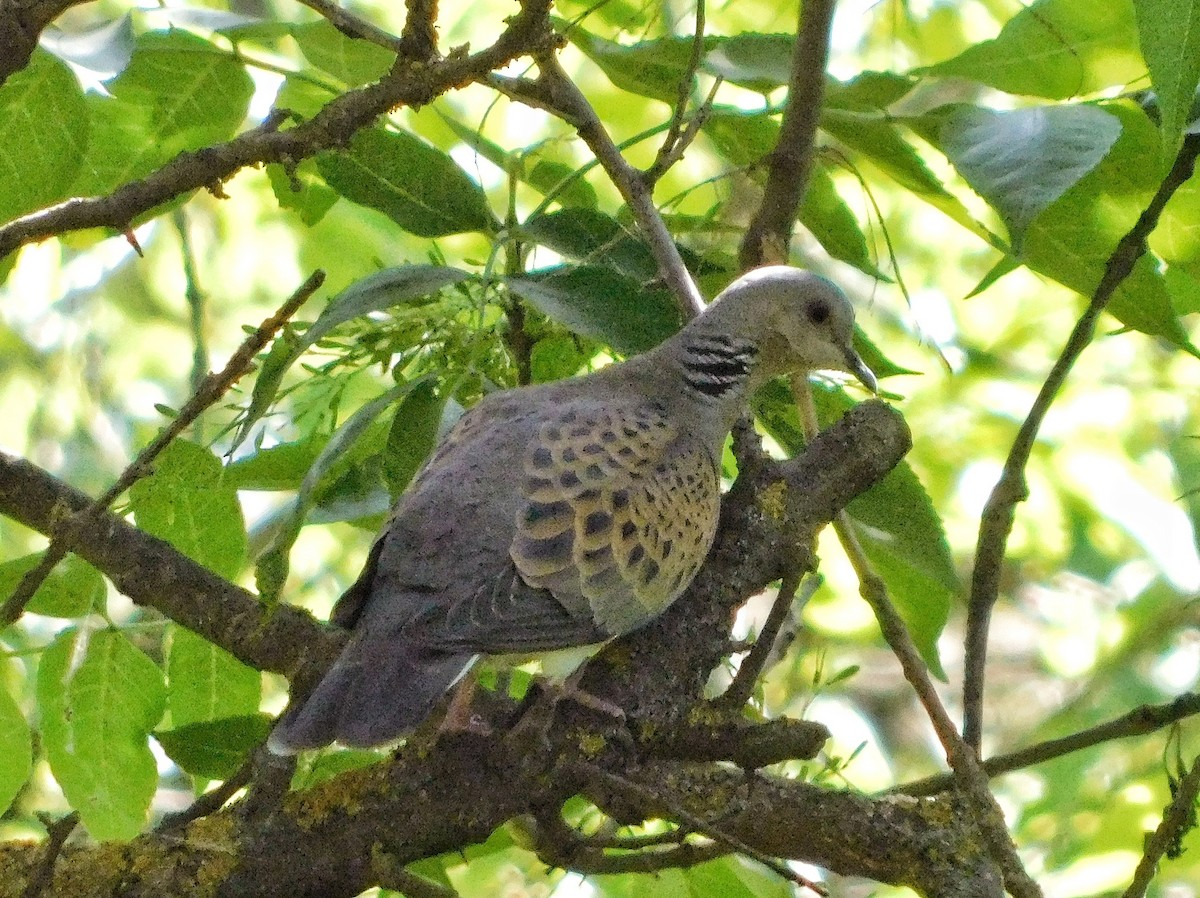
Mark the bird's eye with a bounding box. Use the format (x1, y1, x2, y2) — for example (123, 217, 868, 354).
(805, 299, 830, 325)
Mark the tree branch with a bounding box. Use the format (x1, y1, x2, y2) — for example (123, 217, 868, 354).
(496, 57, 706, 318)
(0, 0, 559, 260)
(292, 0, 404, 52)
(737, 0, 836, 269)
(0, 0, 95, 87)
(963, 131, 1200, 749)
(900, 692, 1200, 797)
(0, 449, 338, 680)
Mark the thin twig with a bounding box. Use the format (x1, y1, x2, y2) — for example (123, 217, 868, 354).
(21, 811, 79, 898)
(371, 851, 462, 898)
(790, 376, 1042, 898)
(648, 77, 723, 184)
(531, 811, 731, 874)
(575, 762, 828, 895)
(172, 210, 210, 401)
(292, 0, 404, 52)
(155, 755, 257, 833)
(645, 0, 708, 184)
(737, 0, 836, 269)
(521, 54, 705, 318)
(1122, 753, 1200, 898)
(0, 271, 325, 627)
(718, 570, 806, 710)
(900, 692, 1200, 796)
(962, 132, 1200, 750)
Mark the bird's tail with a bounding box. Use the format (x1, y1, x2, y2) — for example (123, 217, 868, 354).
(268, 632, 475, 753)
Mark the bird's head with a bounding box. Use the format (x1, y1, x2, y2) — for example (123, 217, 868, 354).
(707, 266, 877, 393)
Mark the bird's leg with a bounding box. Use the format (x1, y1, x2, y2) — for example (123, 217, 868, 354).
(549, 664, 627, 721)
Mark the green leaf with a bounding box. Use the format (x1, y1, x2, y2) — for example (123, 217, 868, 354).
(292, 20, 395, 86)
(38, 628, 165, 840)
(800, 164, 890, 280)
(825, 70, 918, 110)
(528, 159, 598, 209)
(508, 267, 683, 354)
(820, 109, 997, 244)
(1017, 102, 1198, 353)
(434, 111, 597, 210)
(233, 265, 467, 450)
(306, 266, 471, 347)
(926, 0, 1143, 99)
(853, 329, 920, 381)
(936, 104, 1123, 246)
(564, 25, 715, 104)
(523, 209, 658, 280)
(701, 33, 795, 92)
(72, 30, 252, 196)
(383, 380, 444, 498)
(1155, 170, 1200, 282)
(155, 714, 271, 780)
(225, 435, 330, 491)
(317, 127, 497, 237)
(703, 107, 781, 166)
(166, 626, 260, 728)
(0, 553, 104, 618)
(0, 678, 31, 816)
(530, 334, 589, 383)
(0, 49, 87, 225)
(1134, 0, 1200, 156)
(128, 440, 247, 580)
(255, 380, 424, 601)
(267, 159, 339, 226)
(274, 73, 333, 121)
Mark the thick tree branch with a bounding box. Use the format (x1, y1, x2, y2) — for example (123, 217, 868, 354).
(737, 0, 835, 269)
(0, 0, 559, 261)
(963, 131, 1200, 749)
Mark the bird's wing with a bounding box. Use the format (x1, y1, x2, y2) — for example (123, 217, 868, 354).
(508, 400, 722, 637)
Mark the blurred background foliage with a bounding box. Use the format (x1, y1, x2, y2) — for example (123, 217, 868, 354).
(1, 0, 1199, 895)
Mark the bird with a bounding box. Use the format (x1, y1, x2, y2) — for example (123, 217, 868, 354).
(268, 265, 876, 752)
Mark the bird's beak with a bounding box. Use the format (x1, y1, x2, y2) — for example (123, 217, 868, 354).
(844, 346, 878, 394)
